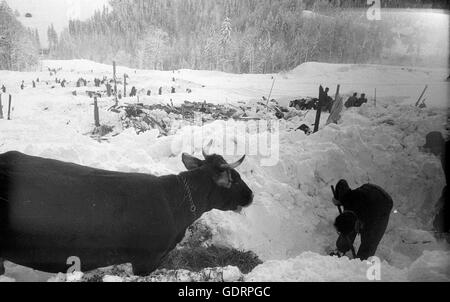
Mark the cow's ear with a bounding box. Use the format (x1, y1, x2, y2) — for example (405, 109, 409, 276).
(182, 153, 203, 170)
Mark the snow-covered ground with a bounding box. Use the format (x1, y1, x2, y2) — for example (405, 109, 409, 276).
(0, 60, 449, 282)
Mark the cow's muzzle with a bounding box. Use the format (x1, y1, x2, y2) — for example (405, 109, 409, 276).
(234, 192, 254, 214)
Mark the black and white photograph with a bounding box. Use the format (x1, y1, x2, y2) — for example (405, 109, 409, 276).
(0, 0, 449, 285)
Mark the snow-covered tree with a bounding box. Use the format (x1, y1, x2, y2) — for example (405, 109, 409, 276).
(0, 1, 38, 70)
(137, 28, 169, 70)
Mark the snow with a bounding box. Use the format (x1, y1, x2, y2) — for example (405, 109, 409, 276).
(245, 252, 407, 282)
(31, 59, 449, 109)
(246, 250, 450, 282)
(102, 275, 124, 283)
(407, 251, 450, 282)
(0, 276, 15, 282)
(0, 59, 449, 282)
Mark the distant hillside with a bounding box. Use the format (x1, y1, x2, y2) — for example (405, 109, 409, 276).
(5, 0, 109, 48)
(0, 1, 40, 70)
(46, 0, 448, 73)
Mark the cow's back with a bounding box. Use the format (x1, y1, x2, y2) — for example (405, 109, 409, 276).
(0, 151, 177, 273)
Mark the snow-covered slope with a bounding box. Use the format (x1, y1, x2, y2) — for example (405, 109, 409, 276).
(33, 59, 449, 108)
(0, 60, 449, 281)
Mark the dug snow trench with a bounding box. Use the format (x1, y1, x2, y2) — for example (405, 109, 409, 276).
(0, 60, 449, 281)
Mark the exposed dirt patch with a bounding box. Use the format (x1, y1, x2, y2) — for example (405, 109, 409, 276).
(158, 245, 262, 274)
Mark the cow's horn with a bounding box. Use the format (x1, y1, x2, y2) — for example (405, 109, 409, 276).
(202, 140, 213, 158)
(221, 155, 246, 170)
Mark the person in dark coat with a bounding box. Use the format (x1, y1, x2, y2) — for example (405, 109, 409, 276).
(1, 85, 5, 93)
(325, 95, 334, 112)
(319, 87, 333, 113)
(332, 179, 393, 260)
(422, 132, 450, 241)
(345, 93, 358, 108)
(158, 87, 163, 95)
(355, 93, 368, 107)
(130, 86, 137, 97)
(319, 87, 333, 112)
(106, 83, 112, 97)
(434, 184, 449, 242)
(422, 131, 445, 157)
(296, 124, 312, 135)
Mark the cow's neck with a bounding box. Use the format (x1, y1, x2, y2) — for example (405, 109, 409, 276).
(162, 169, 214, 233)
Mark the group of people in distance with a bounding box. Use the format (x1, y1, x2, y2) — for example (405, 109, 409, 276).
(344, 93, 368, 108)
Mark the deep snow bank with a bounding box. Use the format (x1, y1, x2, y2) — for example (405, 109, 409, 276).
(195, 101, 448, 269)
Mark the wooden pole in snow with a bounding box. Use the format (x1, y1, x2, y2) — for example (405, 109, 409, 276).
(415, 85, 428, 107)
(7, 94, 11, 120)
(113, 61, 118, 106)
(94, 96, 100, 127)
(123, 74, 127, 97)
(266, 77, 276, 107)
(374, 88, 377, 107)
(334, 84, 340, 103)
(0, 94, 3, 119)
(314, 86, 324, 133)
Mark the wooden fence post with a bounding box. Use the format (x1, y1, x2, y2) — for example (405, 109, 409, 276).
(313, 107, 322, 133)
(7, 94, 12, 120)
(113, 61, 118, 105)
(94, 96, 100, 127)
(374, 88, 377, 107)
(123, 74, 127, 97)
(0, 94, 3, 119)
(314, 86, 324, 133)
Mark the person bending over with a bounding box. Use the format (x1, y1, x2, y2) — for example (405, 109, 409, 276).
(332, 179, 393, 260)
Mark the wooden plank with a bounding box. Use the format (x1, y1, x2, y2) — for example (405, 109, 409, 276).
(326, 96, 343, 125)
(415, 85, 428, 107)
(326, 84, 341, 125)
(265, 78, 276, 110)
(334, 84, 340, 103)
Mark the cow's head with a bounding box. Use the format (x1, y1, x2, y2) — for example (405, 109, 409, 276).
(181, 144, 253, 212)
